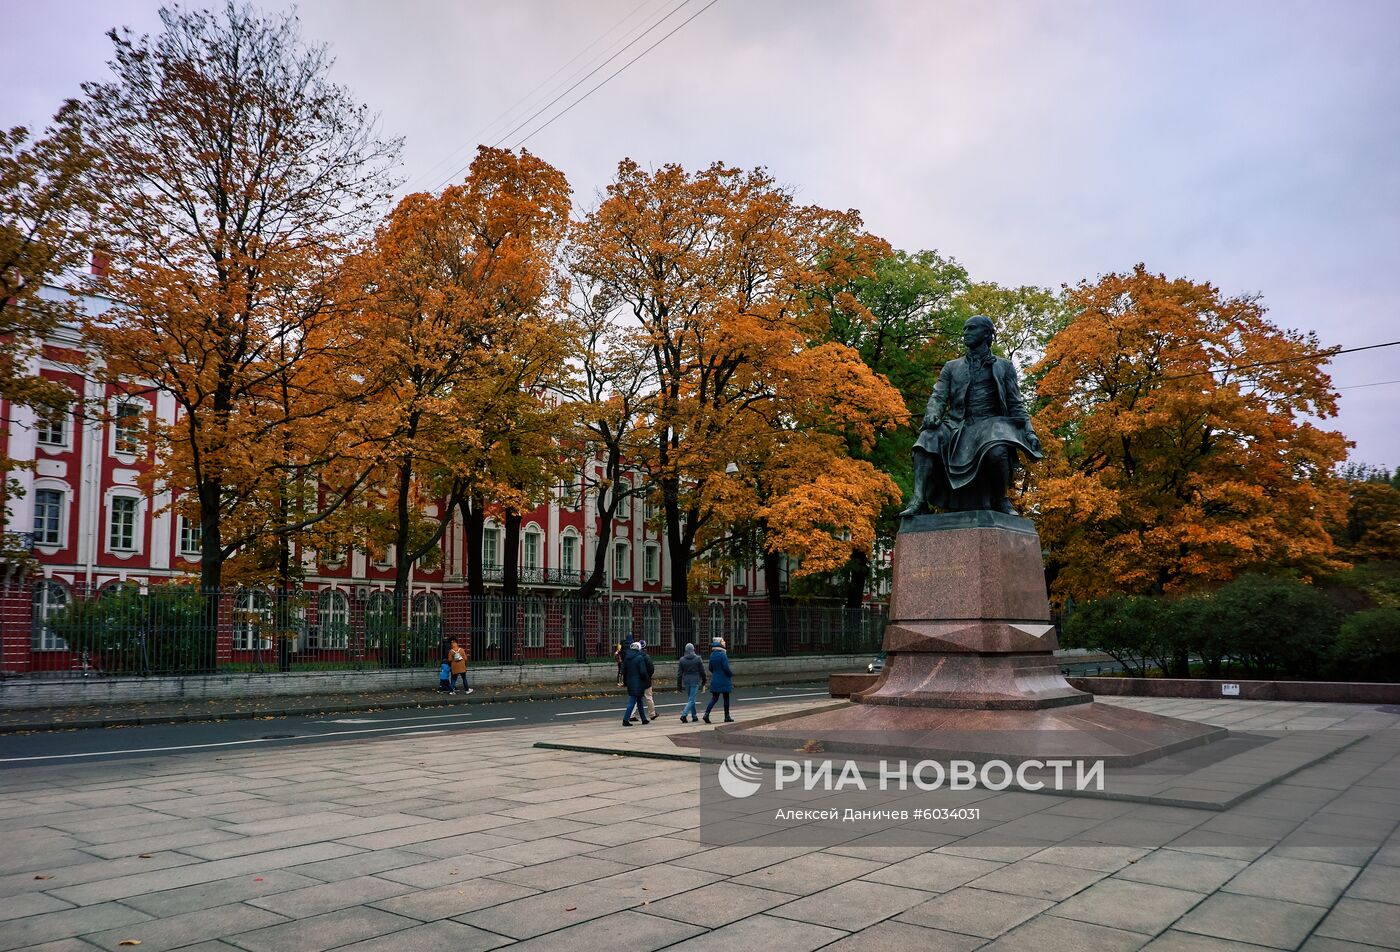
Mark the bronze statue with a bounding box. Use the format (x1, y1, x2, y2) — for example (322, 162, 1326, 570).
(901, 315, 1044, 516)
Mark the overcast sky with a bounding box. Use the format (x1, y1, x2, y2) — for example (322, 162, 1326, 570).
(6, 0, 1399, 466)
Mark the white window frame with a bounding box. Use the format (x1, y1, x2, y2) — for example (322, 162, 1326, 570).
(482, 527, 500, 571)
(611, 600, 633, 641)
(106, 492, 142, 555)
(560, 532, 579, 576)
(316, 590, 350, 649)
(31, 579, 69, 651)
(560, 599, 578, 649)
(524, 597, 545, 648)
(177, 515, 202, 559)
(523, 528, 541, 573)
(364, 591, 394, 648)
(233, 589, 273, 651)
(613, 540, 630, 580)
(486, 597, 502, 648)
(643, 543, 660, 583)
(411, 592, 442, 638)
(708, 602, 725, 642)
(616, 478, 630, 521)
(110, 400, 145, 458)
(733, 603, 748, 646)
(371, 544, 394, 569)
(643, 602, 662, 645)
(32, 487, 64, 547)
(35, 400, 71, 450)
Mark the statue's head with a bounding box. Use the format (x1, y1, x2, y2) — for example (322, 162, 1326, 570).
(962, 315, 995, 350)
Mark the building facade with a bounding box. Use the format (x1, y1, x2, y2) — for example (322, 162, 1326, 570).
(2, 286, 886, 675)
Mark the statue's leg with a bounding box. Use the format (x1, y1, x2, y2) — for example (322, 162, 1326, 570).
(988, 445, 1017, 515)
(900, 450, 933, 516)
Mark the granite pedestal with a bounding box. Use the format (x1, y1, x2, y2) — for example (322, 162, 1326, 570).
(718, 511, 1224, 766)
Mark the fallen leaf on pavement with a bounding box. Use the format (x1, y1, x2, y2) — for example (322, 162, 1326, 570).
(565, 906, 577, 912)
(138, 854, 152, 858)
(33, 875, 52, 880)
(118, 941, 142, 947)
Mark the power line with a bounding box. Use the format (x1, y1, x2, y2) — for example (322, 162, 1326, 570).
(406, 0, 664, 193)
(1338, 379, 1400, 391)
(1159, 339, 1400, 382)
(511, 0, 722, 150)
(433, 0, 703, 191)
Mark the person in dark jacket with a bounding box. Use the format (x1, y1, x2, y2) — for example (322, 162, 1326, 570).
(677, 643, 707, 723)
(621, 641, 654, 726)
(704, 637, 734, 723)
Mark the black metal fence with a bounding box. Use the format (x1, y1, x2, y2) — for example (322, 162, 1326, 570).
(3, 581, 887, 678)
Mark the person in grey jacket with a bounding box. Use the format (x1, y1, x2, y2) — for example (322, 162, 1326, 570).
(677, 643, 707, 723)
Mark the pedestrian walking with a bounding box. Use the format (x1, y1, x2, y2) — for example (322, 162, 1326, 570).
(447, 637, 473, 695)
(437, 659, 451, 694)
(677, 643, 707, 723)
(640, 640, 658, 720)
(703, 637, 734, 723)
(621, 641, 654, 726)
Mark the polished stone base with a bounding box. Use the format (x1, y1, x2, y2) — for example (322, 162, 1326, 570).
(723, 512, 1225, 766)
(713, 697, 1226, 767)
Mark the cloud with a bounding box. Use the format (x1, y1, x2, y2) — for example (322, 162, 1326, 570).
(5, 0, 1398, 463)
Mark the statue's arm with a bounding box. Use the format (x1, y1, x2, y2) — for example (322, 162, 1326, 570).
(923, 365, 950, 429)
(1003, 365, 1031, 422)
(1002, 364, 1043, 453)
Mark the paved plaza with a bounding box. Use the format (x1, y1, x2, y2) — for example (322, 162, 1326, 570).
(0, 695, 1397, 951)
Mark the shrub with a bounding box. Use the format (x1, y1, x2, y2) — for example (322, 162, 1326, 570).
(1332, 607, 1400, 682)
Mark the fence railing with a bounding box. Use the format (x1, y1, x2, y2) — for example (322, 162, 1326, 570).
(2, 581, 887, 678)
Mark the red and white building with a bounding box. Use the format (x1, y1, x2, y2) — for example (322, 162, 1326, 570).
(2, 285, 884, 674)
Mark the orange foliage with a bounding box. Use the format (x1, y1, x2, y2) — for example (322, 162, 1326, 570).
(1028, 264, 1349, 600)
(570, 160, 904, 593)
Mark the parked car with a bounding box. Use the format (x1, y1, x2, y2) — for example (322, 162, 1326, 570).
(867, 652, 886, 674)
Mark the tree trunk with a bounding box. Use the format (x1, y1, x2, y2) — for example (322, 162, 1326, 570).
(198, 482, 223, 673)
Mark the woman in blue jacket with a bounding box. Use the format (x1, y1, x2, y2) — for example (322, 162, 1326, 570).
(703, 638, 734, 723)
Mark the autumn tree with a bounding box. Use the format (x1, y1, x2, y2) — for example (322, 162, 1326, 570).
(349, 146, 570, 648)
(82, 3, 399, 606)
(1028, 264, 1349, 601)
(570, 160, 904, 641)
(0, 102, 98, 559)
(1332, 463, 1400, 563)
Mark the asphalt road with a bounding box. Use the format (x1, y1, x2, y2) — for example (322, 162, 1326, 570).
(0, 683, 832, 768)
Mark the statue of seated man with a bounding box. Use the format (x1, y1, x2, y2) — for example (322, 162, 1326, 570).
(901, 314, 1044, 516)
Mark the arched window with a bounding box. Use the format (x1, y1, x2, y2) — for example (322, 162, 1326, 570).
(317, 590, 349, 649)
(31, 580, 69, 651)
(523, 529, 542, 576)
(411, 593, 442, 639)
(364, 591, 394, 648)
(643, 602, 662, 645)
(233, 589, 272, 651)
(560, 531, 580, 579)
(733, 603, 748, 647)
(611, 601, 633, 642)
(524, 597, 545, 648)
(561, 599, 585, 649)
(708, 602, 725, 642)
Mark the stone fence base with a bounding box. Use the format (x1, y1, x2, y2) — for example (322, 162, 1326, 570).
(1066, 676, 1400, 705)
(0, 653, 858, 711)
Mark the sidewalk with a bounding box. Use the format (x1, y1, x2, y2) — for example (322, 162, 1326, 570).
(0, 669, 828, 733)
(0, 694, 1396, 952)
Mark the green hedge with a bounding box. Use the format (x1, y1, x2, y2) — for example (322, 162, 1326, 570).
(1061, 574, 1400, 681)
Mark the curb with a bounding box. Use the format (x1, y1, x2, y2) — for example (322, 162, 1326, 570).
(0, 673, 831, 733)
